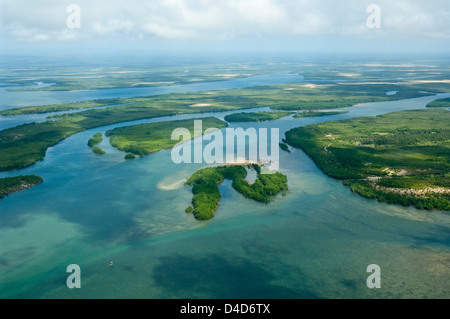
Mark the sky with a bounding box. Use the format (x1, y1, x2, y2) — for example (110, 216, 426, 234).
(1, 0, 449, 55)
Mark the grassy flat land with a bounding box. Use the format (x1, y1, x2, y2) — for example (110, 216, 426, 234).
(4, 60, 450, 92)
(186, 164, 288, 220)
(0, 99, 123, 116)
(1, 82, 431, 117)
(0, 83, 432, 171)
(0, 91, 251, 171)
(224, 111, 292, 122)
(427, 97, 450, 108)
(106, 117, 227, 155)
(269, 83, 430, 111)
(293, 110, 349, 118)
(409, 82, 450, 93)
(0, 119, 84, 171)
(297, 62, 450, 83)
(0, 175, 43, 199)
(285, 109, 450, 210)
(3, 63, 283, 91)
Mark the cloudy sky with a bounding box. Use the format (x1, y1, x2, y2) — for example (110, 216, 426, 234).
(1, 0, 449, 54)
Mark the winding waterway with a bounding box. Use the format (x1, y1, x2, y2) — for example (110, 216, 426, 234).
(0, 73, 449, 298)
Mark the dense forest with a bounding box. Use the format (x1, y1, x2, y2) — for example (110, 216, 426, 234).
(293, 110, 348, 118)
(285, 109, 450, 211)
(224, 112, 291, 122)
(0, 175, 43, 199)
(185, 165, 288, 220)
(426, 97, 450, 108)
(106, 117, 227, 156)
(0, 82, 430, 171)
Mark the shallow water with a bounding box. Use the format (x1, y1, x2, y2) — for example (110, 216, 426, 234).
(0, 77, 449, 298)
(0, 72, 304, 109)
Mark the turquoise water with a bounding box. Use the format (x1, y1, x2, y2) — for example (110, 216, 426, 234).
(0, 76, 449, 298)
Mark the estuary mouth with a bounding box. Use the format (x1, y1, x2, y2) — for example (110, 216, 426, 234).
(1, 0, 450, 301)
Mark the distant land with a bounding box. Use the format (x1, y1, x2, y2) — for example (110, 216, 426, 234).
(0, 175, 43, 199)
(0, 82, 434, 171)
(293, 110, 349, 118)
(427, 97, 450, 108)
(285, 109, 450, 211)
(224, 111, 292, 122)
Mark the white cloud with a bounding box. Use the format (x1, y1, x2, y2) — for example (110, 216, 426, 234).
(56, 29, 81, 41)
(229, 0, 286, 23)
(92, 19, 134, 36)
(0, 0, 449, 44)
(144, 23, 195, 39)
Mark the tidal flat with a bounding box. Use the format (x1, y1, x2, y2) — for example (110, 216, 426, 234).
(0, 57, 449, 299)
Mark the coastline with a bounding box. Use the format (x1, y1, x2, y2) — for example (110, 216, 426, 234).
(0, 175, 43, 199)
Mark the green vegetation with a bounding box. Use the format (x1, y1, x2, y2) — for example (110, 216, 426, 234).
(186, 165, 288, 220)
(279, 143, 290, 153)
(285, 109, 450, 211)
(0, 175, 43, 199)
(88, 132, 103, 147)
(125, 154, 136, 160)
(408, 82, 450, 93)
(92, 146, 106, 155)
(106, 117, 227, 155)
(185, 206, 194, 213)
(87, 132, 105, 154)
(0, 99, 123, 116)
(3, 63, 283, 92)
(269, 83, 430, 111)
(2, 83, 431, 118)
(293, 110, 349, 118)
(4, 61, 450, 94)
(0, 119, 83, 171)
(0, 82, 431, 171)
(427, 97, 450, 108)
(343, 178, 450, 210)
(297, 63, 450, 83)
(0, 94, 236, 171)
(224, 111, 291, 122)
